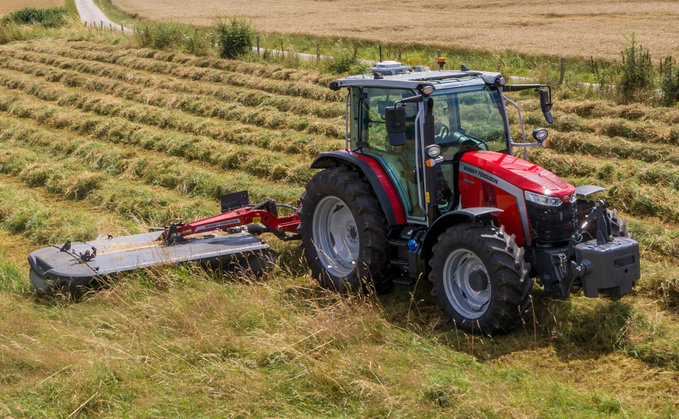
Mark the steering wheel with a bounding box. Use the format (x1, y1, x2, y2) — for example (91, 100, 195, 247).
(453, 132, 490, 151)
(437, 124, 449, 138)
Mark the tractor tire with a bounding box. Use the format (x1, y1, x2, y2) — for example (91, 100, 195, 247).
(429, 224, 532, 335)
(299, 166, 391, 293)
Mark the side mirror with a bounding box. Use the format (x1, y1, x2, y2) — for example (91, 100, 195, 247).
(385, 106, 406, 146)
(539, 89, 554, 124)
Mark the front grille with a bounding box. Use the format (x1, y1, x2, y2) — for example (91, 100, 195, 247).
(526, 200, 577, 244)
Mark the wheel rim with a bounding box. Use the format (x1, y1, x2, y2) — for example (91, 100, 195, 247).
(442, 248, 491, 319)
(312, 196, 359, 277)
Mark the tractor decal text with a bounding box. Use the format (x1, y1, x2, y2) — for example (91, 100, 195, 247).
(461, 165, 499, 185)
(194, 219, 241, 232)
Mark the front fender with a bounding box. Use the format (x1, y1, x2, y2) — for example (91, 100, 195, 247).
(420, 207, 503, 260)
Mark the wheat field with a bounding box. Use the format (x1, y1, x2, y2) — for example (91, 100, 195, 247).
(0, 0, 64, 16)
(111, 0, 679, 60)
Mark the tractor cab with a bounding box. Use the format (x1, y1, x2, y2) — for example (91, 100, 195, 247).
(330, 62, 522, 225)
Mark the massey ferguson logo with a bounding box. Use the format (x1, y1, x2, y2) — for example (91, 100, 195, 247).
(461, 164, 499, 185)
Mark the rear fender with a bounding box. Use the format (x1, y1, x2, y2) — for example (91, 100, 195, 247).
(420, 207, 503, 261)
(311, 151, 406, 226)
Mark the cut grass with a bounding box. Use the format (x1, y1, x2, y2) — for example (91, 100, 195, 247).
(0, 29, 678, 417)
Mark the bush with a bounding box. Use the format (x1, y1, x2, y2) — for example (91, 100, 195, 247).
(215, 17, 254, 60)
(1, 7, 68, 28)
(618, 36, 654, 102)
(134, 22, 213, 55)
(136, 22, 184, 50)
(660, 56, 679, 107)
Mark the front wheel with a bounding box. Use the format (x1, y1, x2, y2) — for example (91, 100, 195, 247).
(429, 224, 533, 335)
(299, 166, 391, 293)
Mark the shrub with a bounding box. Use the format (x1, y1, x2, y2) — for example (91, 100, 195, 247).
(215, 17, 254, 60)
(659, 56, 679, 107)
(135, 22, 184, 50)
(1, 7, 68, 28)
(618, 36, 654, 102)
(324, 48, 365, 75)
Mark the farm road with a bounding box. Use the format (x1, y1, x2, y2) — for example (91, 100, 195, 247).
(74, 0, 132, 32)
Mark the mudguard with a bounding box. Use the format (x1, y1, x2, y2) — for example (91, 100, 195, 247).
(420, 207, 504, 259)
(311, 150, 406, 226)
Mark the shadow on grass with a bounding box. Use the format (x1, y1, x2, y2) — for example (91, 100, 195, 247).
(377, 279, 656, 365)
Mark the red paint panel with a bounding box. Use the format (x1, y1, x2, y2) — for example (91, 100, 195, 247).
(459, 173, 527, 245)
(494, 187, 527, 245)
(461, 151, 575, 199)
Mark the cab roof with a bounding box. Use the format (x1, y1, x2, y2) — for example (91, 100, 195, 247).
(333, 61, 503, 91)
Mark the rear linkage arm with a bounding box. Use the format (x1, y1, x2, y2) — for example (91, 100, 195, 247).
(161, 192, 301, 245)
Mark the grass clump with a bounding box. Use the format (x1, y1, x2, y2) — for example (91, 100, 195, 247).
(0, 258, 28, 294)
(215, 16, 254, 60)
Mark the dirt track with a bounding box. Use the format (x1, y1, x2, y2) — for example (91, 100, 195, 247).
(74, 0, 131, 32)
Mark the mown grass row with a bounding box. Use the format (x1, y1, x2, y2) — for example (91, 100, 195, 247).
(0, 85, 323, 184)
(508, 100, 679, 148)
(0, 176, 135, 245)
(0, 118, 303, 222)
(0, 112, 305, 204)
(557, 98, 679, 124)
(531, 148, 679, 194)
(0, 47, 346, 119)
(66, 40, 340, 86)
(14, 41, 344, 102)
(0, 56, 345, 140)
(548, 130, 679, 166)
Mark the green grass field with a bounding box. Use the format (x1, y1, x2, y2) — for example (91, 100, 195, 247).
(0, 27, 678, 417)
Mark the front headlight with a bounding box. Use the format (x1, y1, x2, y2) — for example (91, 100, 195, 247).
(524, 190, 563, 207)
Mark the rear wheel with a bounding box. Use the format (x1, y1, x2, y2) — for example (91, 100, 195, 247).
(429, 224, 532, 335)
(299, 166, 391, 293)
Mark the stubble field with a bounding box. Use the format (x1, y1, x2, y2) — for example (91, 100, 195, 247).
(111, 0, 679, 60)
(0, 33, 678, 415)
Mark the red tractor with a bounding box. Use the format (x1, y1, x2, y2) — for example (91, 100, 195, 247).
(29, 61, 640, 335)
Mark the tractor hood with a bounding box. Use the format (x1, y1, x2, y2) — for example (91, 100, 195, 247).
(460, 151, 576, 201)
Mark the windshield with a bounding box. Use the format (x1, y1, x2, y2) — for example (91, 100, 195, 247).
(431, 85, 508, 156)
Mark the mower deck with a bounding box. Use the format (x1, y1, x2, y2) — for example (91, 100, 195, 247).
(28, 230, 275, 293)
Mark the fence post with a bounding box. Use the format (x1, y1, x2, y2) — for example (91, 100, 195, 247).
(559, 57, 566, 84)
(316, 43, 320, 61)
(280, 39, 284, 56)
(257, 36, 260, 55)
(353, 44, 358, 58)
(121, 24, 124, 31)
(379, 44, 382, 62)
(398, 48, 401, 62)
(100, 21, 103, 30)
(437, 50, 441, 58)
(109, 23, 112, 30)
